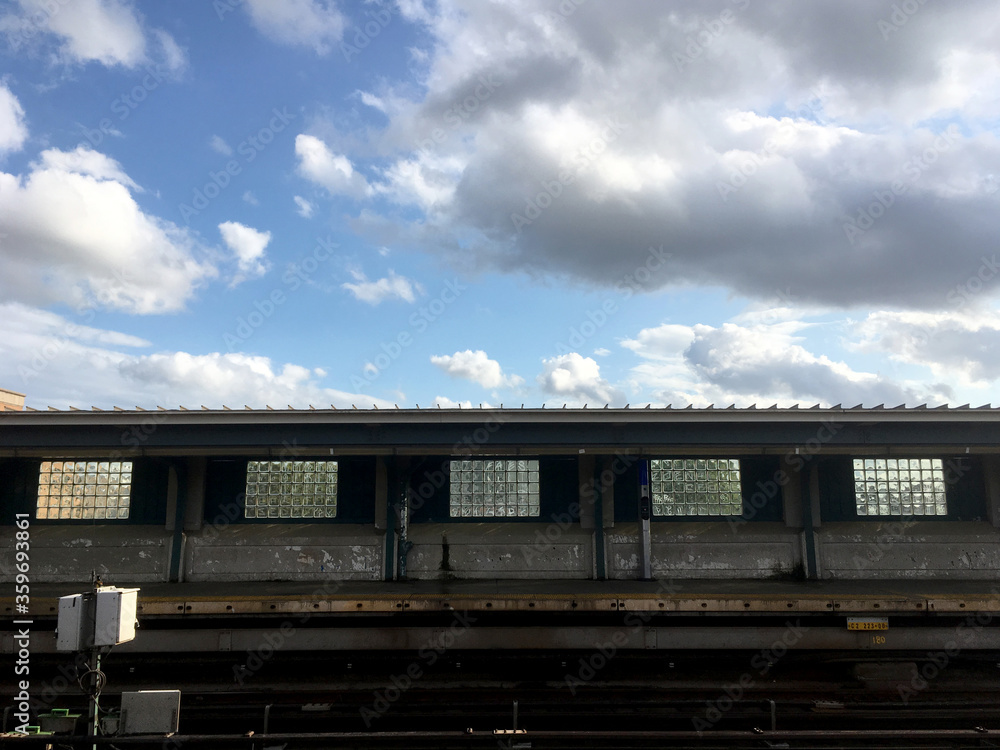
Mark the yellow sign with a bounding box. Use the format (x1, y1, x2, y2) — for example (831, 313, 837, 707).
(847, 617, 888, 631)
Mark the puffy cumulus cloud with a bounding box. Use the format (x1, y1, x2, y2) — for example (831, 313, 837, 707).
(432, 395, 476, 409)
(218, 221, 271, 284)
(328, 1, 1000, 310)
(243, 0, 345, 56)
(430, 349, 523, 389)
(537, 353, 622, 405)
(295, 134, 370, 197)
(0, 83, 27, 154)
(342, 269, 421, 304)
(0, 145, 216, 313)
(0, 303, 392, 410)
(623, 321, 951, 408)
(2, 0, 185, 71)
(852, 310, 1000, 387)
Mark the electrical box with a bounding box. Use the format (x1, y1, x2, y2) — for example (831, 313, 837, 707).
(56, 594, 90, 652)
(94, 587, 138, 646)
(120, 691, 180, 735)
(56, 587, 139, 651)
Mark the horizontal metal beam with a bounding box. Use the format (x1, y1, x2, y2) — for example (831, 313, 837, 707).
(7, 624, 1000, 654)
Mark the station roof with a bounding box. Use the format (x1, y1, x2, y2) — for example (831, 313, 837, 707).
(1, 404, 999, 455)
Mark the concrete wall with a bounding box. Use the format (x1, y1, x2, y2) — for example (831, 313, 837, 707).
(607, 523, 803, 580)
(3, 526, 172, 584)
(406, 523, 593, 579)
(817, 521, 1000, 579)
(182, 523, 383, 582)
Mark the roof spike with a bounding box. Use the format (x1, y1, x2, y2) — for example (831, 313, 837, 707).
(48, 406, 59, 411)
(309, 405, 316, 410)
(245, 405, 252, 410)
(436, 403, 441, 409)
(747, 404, 756, 409)
(684, 403, 693, 409)
(92, 406, 102, 411)
(788, 404, 798, 409)
(223, 405, 232, 410)
(767, 404, 778, 409)
(265, 405, 273, 410)
(645, 403, 651, 409)
(956, 403, 970, 409)
(726, 404, 736, 409)
(373, 404, 379, 409)
(830, 403, 842, 409)
(665, 404, 672, 409)
(913, 403, 927, 409)
(202, 406, 210, 410)
(351, 404, 357, 409)
(890, 403, 905, 410)
(810, 404, 820, 410)
(25, 406, 37, 411)
(286, 405, 295, 410)
(582, 403, 587, 409)
(69, 406, 81, 411)
(975, 403, 992, 409)
(179, 405, 189, 411)
(603, 403, 609, 409)
(331, 404, 337, 410)
(114, 406, 124, 411)
(706, 403, 714, 409)
(850, 404, 863, 409)
(872, 404, 884, 409)
(624, 403, 629, 409)
(157, 406, 167, 411)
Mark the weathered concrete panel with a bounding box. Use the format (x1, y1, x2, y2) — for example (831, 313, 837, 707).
(184, 524, 382, 581)
(819, 522, 1000, 579)
(608, 522, 801, 579)
(0, 526, 171, 584)
(406, 523, 592, 579)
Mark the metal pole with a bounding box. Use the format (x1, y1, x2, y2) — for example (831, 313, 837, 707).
(638, 459, 652, 580)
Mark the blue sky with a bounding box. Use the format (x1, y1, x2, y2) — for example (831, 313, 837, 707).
(1, 0, 1000, 410)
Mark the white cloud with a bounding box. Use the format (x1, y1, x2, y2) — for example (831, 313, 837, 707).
(852, 309, 1000, 387)
(218, 221, 271, 284)
(0, 83, 27, 154)
(0, 303, 392, 409)
(243, 0, 345, 56)
(326, 2, 1000, 311)
(294, 195, 314, 218)
(537, 353, 622, 405)
(342, 269, 421, 304)
(0, 145, 216, 313)
(430, 349, 523, 389)
(4, 0, 185, 71)
(242, 190, 259, 206)
(295, 134, 370, 197)
(432, 395, 475, 408)
(623, 320, 951, 407)
(593, 348, 611, 356)
(210, 135, 233, 156)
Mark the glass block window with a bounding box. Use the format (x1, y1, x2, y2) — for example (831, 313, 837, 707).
(649, 458, 742, 517)
(449, 459, 540, 518)
(853, 458, 947, 516)
(245, 460, 338, 519)
(37, 461, 132, 520)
